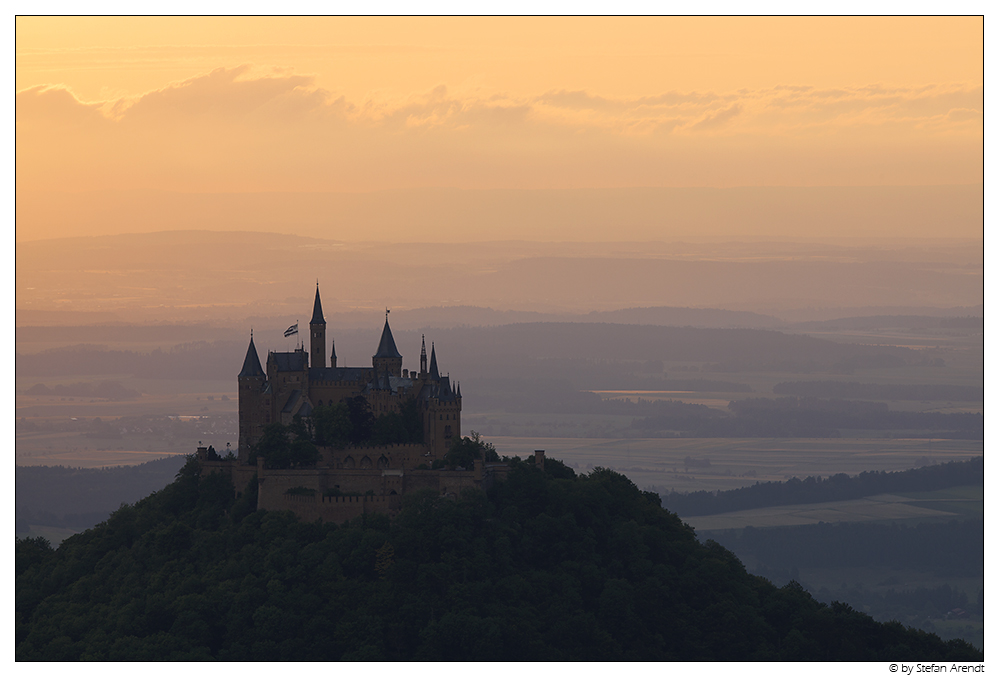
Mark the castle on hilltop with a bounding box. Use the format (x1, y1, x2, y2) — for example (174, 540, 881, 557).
(200, 285, 516, 523)
(237, 284, 461, 464)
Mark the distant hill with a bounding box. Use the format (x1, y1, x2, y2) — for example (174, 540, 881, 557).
(790, 315, 984, 331)
(773, 380, 983, 401)
(16, 456, 188, 532)
(662, 457, 984, 516)
(16, 323, 921, 380)
(17, 230, 982, 325)
(339, 305, 785, 330)
(15, 456, 982, 661)
(582, 306, 782, 328)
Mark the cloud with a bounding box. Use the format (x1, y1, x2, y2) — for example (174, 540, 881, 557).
(947, 107, 982, 122)
(18, 68, 983, 141)
(16, 85, 108, 127)
(688, 102, 743, 131)
(14, 67, 983, 194)
(113, 65, 320, 123)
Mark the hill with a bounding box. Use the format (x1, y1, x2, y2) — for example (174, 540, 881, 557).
(16, 455, 982, 660)
(16, 323, 920, 380)
(662, 457, 984, 517)
(16, 456, 188, 533)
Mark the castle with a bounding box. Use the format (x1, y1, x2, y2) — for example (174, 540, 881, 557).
(200, 285, 516, 523)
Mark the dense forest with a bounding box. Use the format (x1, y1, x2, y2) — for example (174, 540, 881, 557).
(661, 457, 983, 516)
(16, 454, 982, 660)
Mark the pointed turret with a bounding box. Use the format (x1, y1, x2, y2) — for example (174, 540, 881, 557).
(238, 333, 265, 379)
(238, 332, 267, 460)
(374, 317, 402, 359)
(372, 313, 403, 377)
(420, 335, 428, 375)
(428, 342, 440, 380)
(330, 338, 337, 368)
(310, 284, 327, 368)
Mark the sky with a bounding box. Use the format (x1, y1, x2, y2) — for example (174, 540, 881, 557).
(14, 16, 984, 241)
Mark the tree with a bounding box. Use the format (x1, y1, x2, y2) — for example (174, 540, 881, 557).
(375, 541, 395, 579)
(443, 430, 498, 469)
(312, 402, 353, 448)
(251, 422, 318, 469)
(345, 396, 374, 445)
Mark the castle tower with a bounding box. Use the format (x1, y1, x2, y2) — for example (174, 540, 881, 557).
(237, 332, 267, 459)
(310, 284, 327, 368)
(424, 364, 461, 459)
(372, 311, 403, 377)
(420, 335, 428, 376)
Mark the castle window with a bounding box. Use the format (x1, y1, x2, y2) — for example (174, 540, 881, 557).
(444, 425, 452, 439)
(440, 414, 443, 420)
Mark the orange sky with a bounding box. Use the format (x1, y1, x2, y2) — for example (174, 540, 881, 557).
(15, 16, 984, 239)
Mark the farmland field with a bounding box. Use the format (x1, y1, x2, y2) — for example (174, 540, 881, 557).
(484, 435, 982, 494)
(682, 487, 982, 532)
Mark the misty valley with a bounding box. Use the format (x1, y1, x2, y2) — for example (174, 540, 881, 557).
(16, 234, 983, 659)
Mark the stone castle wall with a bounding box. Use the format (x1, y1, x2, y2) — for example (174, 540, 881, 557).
(197, 446, 520, 525)
(266, 493, 401, 522)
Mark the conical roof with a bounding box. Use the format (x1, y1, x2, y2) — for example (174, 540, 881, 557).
(374, 318, 402, 358)
(428, 342, 440, 380)
(238, 334, 265, 379)
(310, 285, 325, 324)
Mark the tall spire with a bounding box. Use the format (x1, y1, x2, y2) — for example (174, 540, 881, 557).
(311, 283, 325, 325)
(238, 333, 265, 379)
(428, 342, 440, 380)
(310, 284, 327, 368)
(420, 334, 428, 375)
(330, 338, 337, 368)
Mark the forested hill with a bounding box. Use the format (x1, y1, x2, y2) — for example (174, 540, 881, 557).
(663, 457, 984, 516)
(16, 456, 982, 661)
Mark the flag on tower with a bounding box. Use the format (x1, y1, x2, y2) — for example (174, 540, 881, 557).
(284, 323, 299, 337)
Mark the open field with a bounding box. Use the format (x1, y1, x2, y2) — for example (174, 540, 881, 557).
(484, 436, 982, 494)
(16, 376, 237, 467)
(583, 388, 982, 415)
(683, 490, 982, 532)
